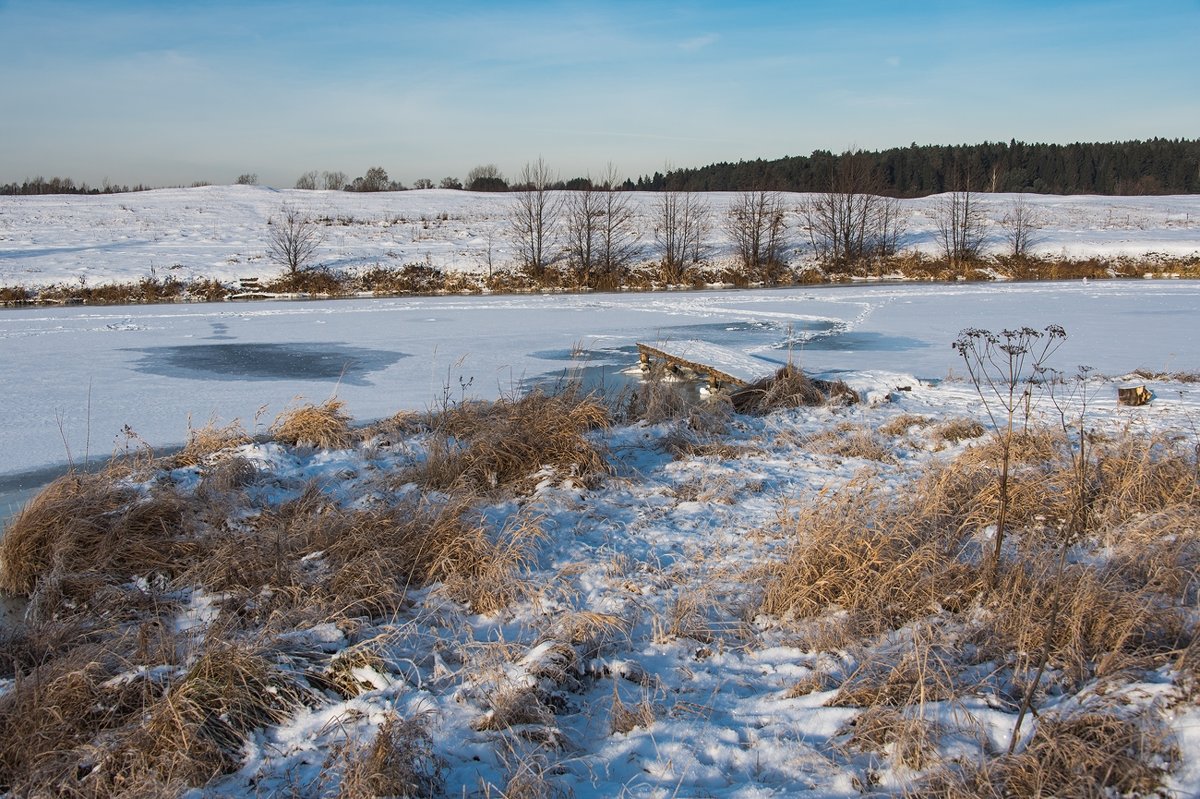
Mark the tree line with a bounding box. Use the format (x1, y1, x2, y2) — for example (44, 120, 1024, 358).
(8, 138, 1198, 198)
(634, 138, 1200, 196)
(0, 177, 155, 196)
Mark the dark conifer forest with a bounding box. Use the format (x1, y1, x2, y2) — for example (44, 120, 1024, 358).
(632, 139, 1200, 196)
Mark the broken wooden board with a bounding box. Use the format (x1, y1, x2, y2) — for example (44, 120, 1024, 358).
(637, 339, 779, 389)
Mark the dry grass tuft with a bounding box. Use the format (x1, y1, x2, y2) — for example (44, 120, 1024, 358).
(271, 398, 354, 449)
(190, 494, 544, 620)
(336, 712, 444, 799)
(924, 710, 1175, 798)
(932, 417, 987, 445)
(620, 364, 698, 424)
(546, 610, 631, 659)
(806, 424, 897, 463)
(0, 473, 194, 609)
(840, 706, 941, 770)
(609, 683, 658, 734)
(731, 365, 855, 414)
(416, 387, 610, 494)
(879, 413, 933, 437)
(176, 418, 251, 466)
(760, 478, 983, 634)
(0, 639, 161, 795)
(133, 643, 309, 785)
(196, 454, 258, 494)
(979, 558, 1191, 687)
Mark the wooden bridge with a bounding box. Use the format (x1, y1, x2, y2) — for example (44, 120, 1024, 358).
(636, 339, 779, 391)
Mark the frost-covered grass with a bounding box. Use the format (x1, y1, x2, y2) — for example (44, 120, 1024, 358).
(1, 368, 1197, 798)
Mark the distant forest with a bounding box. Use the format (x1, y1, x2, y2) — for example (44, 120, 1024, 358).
(4, 138, 1199, 197)
(633, 138, 1200, 196)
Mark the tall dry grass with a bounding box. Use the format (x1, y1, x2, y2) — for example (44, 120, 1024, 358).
(271, 398, 354, 449)
(762, 423, 1197, 795)
(0, 471, 194, 611)
(414, 387, 609, 494)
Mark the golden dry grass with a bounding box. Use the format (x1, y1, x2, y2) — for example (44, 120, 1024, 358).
(0, 472, 194, 610)
(760, 478, 984, 635)
(271, 398, 354, 449)
(175, 418, 251, 467)
(923, 710, 1176, 798)
(730, 365, 853, 414)
(335, 712, 444, 799)
(840, 706, 941, 770)
(415, 387, 609, 494)
(879, 413, 933, 437)
(609, 683, 658, 735)
(805, 424, 897, 463)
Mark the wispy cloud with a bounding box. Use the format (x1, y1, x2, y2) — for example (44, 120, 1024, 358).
(679, 33, 718, 52)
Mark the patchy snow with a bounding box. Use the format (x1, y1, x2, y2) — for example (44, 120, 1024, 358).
(8, 368, 1182, 798)
(1, 188, 1199, 797)
(1, 186, 1198, 288)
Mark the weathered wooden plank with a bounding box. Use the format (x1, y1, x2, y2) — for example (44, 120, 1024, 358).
(637, 339, 778, 389)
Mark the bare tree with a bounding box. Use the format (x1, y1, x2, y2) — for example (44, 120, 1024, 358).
(267, 205, 323, 289)
(800, 152, 905, 272)
(235, 173, 258, 186)
(999, 194, 1045, 258)
(413, 178, 434, 190)
(439, 176, 463, 190)
(655, 188, 709, 284)
(726, 189, 789, 283)
(322, 171, 347, 191)
(294, 171, 318, 190)
(564, 176, 602, 287)
(935, 171, 989, 266)
(510, 158, 562, 280)
(596, 164, 640, 287)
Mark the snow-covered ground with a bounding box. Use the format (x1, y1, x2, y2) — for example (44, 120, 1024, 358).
(1, 186, 1198, 288)
(2, 189, 1199, 797)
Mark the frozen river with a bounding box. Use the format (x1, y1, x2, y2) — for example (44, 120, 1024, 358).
(2, 280, 1199, 514)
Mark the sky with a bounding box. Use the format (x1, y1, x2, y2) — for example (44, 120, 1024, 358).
(1, 0, 1197, 189)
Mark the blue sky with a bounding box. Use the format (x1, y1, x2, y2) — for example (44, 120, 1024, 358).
(1, 0, 1197, 187)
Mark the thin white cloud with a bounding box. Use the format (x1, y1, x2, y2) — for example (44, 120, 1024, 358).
(679, 33, 718, 52)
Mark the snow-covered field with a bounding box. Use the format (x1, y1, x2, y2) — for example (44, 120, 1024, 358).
(1, 186, 1199, 288)
(2, 189, 1200, 797)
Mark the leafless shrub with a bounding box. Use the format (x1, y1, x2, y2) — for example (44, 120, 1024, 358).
(294, 170, 319, 190)
(800, 150, 906, 273)
(935, 174, 989, 267)
(1000, 194, 1046, 258)
(267, 205, 323, 289)
(271, 398, 354, 449)
(726, 189, 789, 283)
(654, 188, 709, 284)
